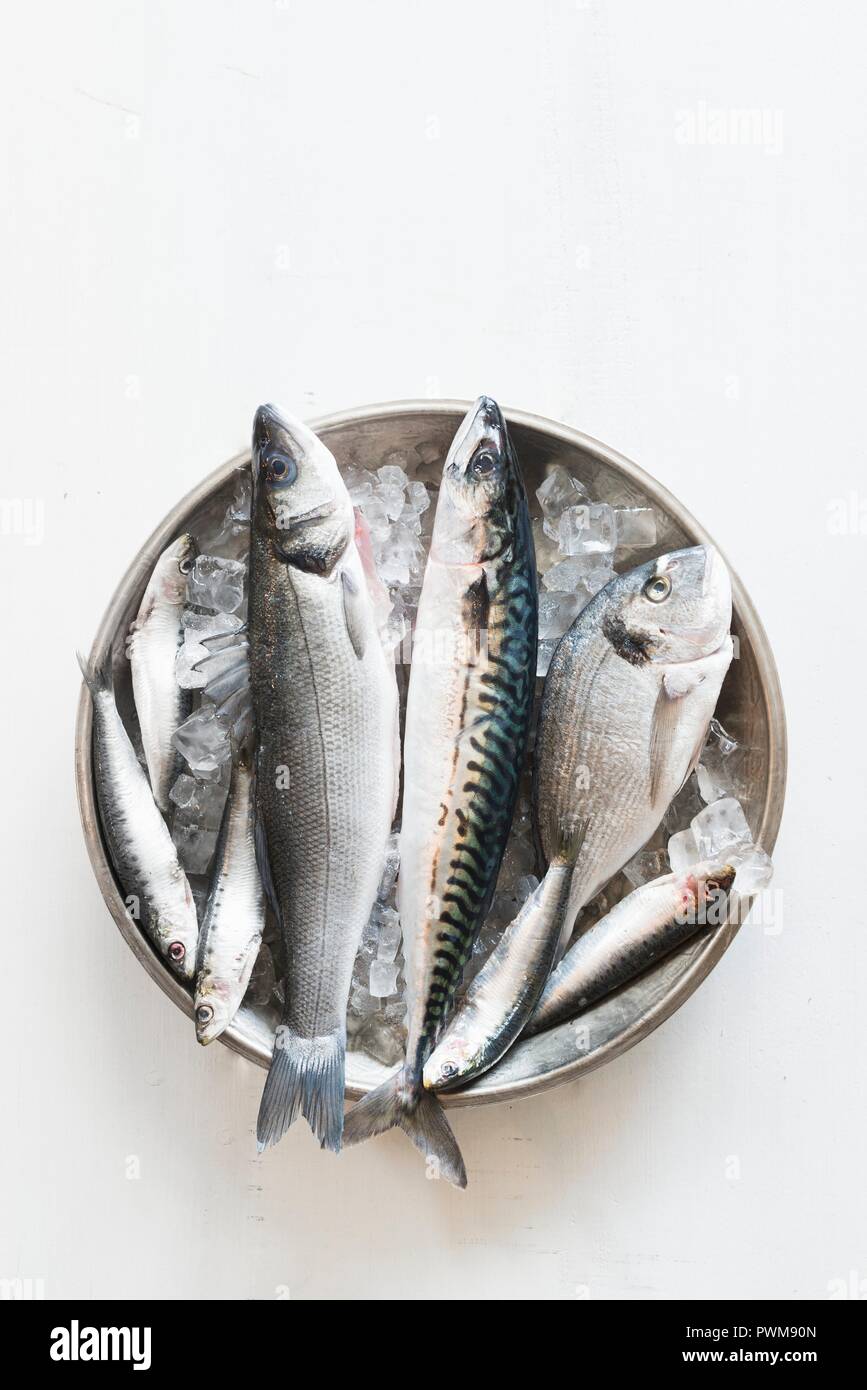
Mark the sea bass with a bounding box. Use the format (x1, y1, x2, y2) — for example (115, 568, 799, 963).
(423, 826, 580, 1092)
(343, 396, 537, 1186)
(79, 652, 198, 978)
(128, 533, 196, 813)
(525, 860, 736, 1035)
(194, 751, 265, 1044)
(534, 545, 733, 954)
(250, 404, 399, 1153)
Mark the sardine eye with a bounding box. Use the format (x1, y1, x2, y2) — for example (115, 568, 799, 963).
(471, 449, 496, 477)
(267, 453, 297, 486)
(196, 1004, 214, 1025)
(168, 941, 186, 962)
(643, 573, 672, 603)
(440, 1060, 459, 1079)
(178, 556, 194, 575)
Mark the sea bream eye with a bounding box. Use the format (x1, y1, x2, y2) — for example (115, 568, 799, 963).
(643, 573, 672, 603)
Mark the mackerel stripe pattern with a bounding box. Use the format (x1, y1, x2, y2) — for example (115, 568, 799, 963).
(421, 488, 537, 1049)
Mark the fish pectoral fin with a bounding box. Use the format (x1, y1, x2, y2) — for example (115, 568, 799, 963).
(649, 680, 687, 805)
(461, 571, 490, 662)
(194, 630, 253, 745)
(340, 569, 367, 659)
(663, 667, 705, 699)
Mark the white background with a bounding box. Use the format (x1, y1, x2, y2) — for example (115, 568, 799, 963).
(2, 0, 865, 1300)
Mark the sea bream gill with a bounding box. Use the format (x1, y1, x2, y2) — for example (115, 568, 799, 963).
(247, 404, 400, 1154)
(78, 651, 199, 979)
(127, 533, 197, 813)
(533, 544, 734, 955)
(343, 396, 537, 1186)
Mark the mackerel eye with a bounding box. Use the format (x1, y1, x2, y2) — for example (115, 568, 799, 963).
(196, 1004, 214, 1025)
(267, 453, 297, 486)
(643, 573, 672, 603)
(472, 450, 496, 477)
(168, 941, 186, 963)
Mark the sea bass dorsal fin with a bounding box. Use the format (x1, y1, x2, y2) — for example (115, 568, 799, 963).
(649, 666, 707, 803)
(340, 569, 367, 659)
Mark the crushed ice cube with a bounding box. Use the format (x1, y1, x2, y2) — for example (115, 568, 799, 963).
(731, 845, 774, 895)
(243, 944, 276, 1006)
(668, 826, 700, 873)
(376, 907, 402, 963)
(538, 590, 583, 639)
(359, 494, 390, 543)
(692, 797, 753, 859)
(172, 704, 231, 778)
(356, 1015, 405, 1067)
(369, 959, 399, 998)
(542, 554, 614, 595)
(377, 482, 406, 521)
(536, 465, 588, 526)
(173, 823, 219, 875)
(168, 772, 228, 829)
(615, 507, 657, 547)
(226, 470, 251, 525)
(377, 463, 409, 492)
(376, 522, 423, 586)
(557, 502, 616, 557)
(344, 466, 376, 503)
(187, 555, 245, 613)
(405, 480, 430, 514)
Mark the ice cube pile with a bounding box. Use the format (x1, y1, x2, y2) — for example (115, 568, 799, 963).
(344, 457, 432, 653)
(347, 833, 408, 1067)
(533, 464, 658, 676)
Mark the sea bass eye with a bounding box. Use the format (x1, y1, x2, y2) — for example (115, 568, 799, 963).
(267, 453, 297, 486)
(643, 573, 672, 603)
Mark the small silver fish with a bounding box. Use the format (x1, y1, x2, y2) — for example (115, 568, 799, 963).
(79, 652, 198, 979)
(194, 751, 265, 1044)
(525, 860, 736, 1035)
(534, 545, 733, 955)
(128, 534, 196, 812)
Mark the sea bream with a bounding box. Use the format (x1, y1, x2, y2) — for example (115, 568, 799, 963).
(194, 750, 266, 1044)
(78, 652, 199, 979)
(127, 533, 196, 813)
(249, 404, 399, 1154)
(525, 860, 736, 1035)
(534, 545, 733, 954)
(343, 396, 537, 1186)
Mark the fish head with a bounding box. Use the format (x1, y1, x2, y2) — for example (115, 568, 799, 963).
(251, 403, 353, 575)
(161, 900, 198, 982)
(422, 1029, 481, 1093)
(431, 396, 524, 565)
(678, 860, 737, 925)
(602, 545, 732, 665)
(194, 975, 235, 1045)
(152, 533, 197, 606)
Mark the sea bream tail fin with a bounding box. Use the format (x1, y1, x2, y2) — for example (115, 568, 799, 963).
(76, 649, 113, 697)
(257, 1026, 345, 1154)
(342, 1067, 468, 1188)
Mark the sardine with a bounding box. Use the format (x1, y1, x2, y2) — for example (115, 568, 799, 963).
(525, 860, 736, 1035)
(343, 396, 537, 1186)
(423, 824, 581, 1092)
(534, 545, 733, 954)
(194, 750, 265, 1043)
(78, 652, 198, 978)
(248, 405, 399, 1153)
(128, 534, 196, 813)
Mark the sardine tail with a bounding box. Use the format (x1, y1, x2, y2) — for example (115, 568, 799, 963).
(343, 1069, 467, 1188)
(76, 649, 113, 696)
(256, 1026, 345, 1154)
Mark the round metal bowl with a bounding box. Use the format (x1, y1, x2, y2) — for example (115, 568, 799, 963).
(74, 401, 786, 1107)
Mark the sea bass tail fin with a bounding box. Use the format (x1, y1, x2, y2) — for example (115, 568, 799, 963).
(256, 1026, 345, 1154)
(342, 1068, 467, 1188)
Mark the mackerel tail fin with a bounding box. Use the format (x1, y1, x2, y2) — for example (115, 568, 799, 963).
(342, 1067, 467, 1189)
(257, 1026, 345, 1154)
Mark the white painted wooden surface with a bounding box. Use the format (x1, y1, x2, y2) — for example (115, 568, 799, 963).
(2, 0, 865, 1299)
